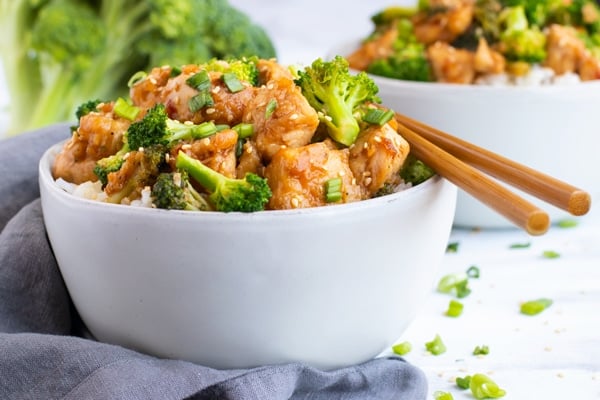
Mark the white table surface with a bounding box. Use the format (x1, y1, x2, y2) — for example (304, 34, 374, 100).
(227, 1, 600, 398)
(2, 1, 599, 398)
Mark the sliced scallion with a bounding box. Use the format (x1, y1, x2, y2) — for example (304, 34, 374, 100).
(446, 242, 459, 253)
(325, 177, 343, 203)
(362, 108, 395, 125)
(473, 345, 489, 355)
(456, 375, 471, 390)
(188, 92, 214, 112)
(265, 98, 278, 119)
(520, 298, 553, 315)
(127, 71, 147, 88)
(445, 299, 464, 317)
(233, 123, 254, 139)
(425, 334, 446, 355)
(186, 70, 212, 91)
(391, 341, 412, 356)
(433, 391, 454, 400)
(557, 219, 578, 228)
(470, 373, 506, 399)
(222, 72, 245, 93)
(113, 97, 140, 121)
(510, 242, 531, 249)
(466, 265, 480, 279)
(542, 250, 560, 259)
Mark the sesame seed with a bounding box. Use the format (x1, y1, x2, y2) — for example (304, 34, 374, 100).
(364, 177, 372, 186)
(212, 86, 221, 94)
(123, 152, 131, 160)
(206, 108, 216, 114)
(338, 170, 345, 177)
(290, 113, 299, 120)
(202, 138, 211, 146)
(363, 171, 371, 177)
(138, 147, 144, 152)
(246, 146, 253, 154)
(291, 197, 299, 208)
(174, 97, 180, 105)
(557, 373, 564, 379)
(184, 120, 194, 125)
(324, 115, 333, 122)
(181, 144, 192, 150)
(363, 142, 369, 149)
(373, 135, 382, 143)
(149, 78, 157, 85)
(351, 178, 356, 185)
(165, 153, 170, 163)
(267, 83, 274, 90)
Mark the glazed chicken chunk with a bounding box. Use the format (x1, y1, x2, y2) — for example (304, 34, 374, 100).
(264, 141, 362, 209)
(52, 102, 130, 184)
(349, 121, 410, 197)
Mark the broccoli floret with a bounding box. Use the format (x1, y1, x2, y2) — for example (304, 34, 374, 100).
(93, 153, 126, 187)
(104, 146, 165, 204)
(0, 0, 276, 135)
(552, 0, 600, 33)
(499, 6, 547, 63)
(366, 19, 433, 81)
(400, 154, 436, 185)
(151, 172, 211, 211)
(295, 56, 381, 146)
(126, 104, 219, 150)
(175, 151, 271, 212)
(502, 0, 564, 27)
(75, 99, 103, 120)
(202, 57, 260, 86)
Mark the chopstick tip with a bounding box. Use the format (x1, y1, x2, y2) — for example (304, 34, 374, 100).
(527, 211, 550, 236)
(568, 191, 591, 216)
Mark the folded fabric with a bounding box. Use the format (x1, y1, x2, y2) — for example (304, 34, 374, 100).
(0, 125, 428, 400)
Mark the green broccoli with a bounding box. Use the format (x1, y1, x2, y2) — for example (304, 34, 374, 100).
(202, 57, 260, 86)
(499, 6, 547, 63)
(93, 103, 217, 185)
(175, 151, 271, 212)
(0, 0, 276, 136)
(104, 146, 165, 204)
(151, 171, 211, 211)
(294, 56, 381, 146)
(126, 104, 219, 151)
(501, 0, 564, 27)
(552, 0, 600, 33)
(400, 154, 436, 185)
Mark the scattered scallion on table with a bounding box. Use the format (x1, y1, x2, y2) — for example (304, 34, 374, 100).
(433, 391, 454, 400)
(446, 242, 459, 253)
(445, 299, 464, 317)
(425, 334, 446, 355)
(509, 242, 531, 249)
(473, 345, 489, 356)
(542, 250, 561, 259)
(391, 341, 412, 356)
(470, 373, 506, 399)
(520, 298, 553, 315)
(456, 375, 471, 390)
(557, 219, 578, 228)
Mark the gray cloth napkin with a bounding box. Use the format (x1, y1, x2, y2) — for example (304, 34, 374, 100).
(0, 124, 428, 400)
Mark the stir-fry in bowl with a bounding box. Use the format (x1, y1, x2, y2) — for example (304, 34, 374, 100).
(335, 1, 600, 228)
(39, 57, 457, 369)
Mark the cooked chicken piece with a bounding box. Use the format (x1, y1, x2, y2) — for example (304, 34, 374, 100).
(160, 65, 255, 126)
(236, 140, 265, 178)
(264, 141, 362, 210)
(579, 51, 600, 81)
(412, 0, 475, 45)
(52, 102, 130, 184)
(104, 150, 160, 202)
(474, 37, 506, 75)
(243, 72, 319, 162)
(427, 41, 476, 83)
(349, 121, 410, 198)
(129, 65, 173, 109)
(347, 25, 398, 71)
(256, 58, 295, 84)
(170, 129, 239, 178)
(544, 24, 586, 76)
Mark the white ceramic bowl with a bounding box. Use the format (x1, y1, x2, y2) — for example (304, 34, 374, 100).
(39, 140, 457, 370)
(331, 43, 599, 229)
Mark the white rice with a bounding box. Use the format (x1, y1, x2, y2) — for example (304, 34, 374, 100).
(55, 178, 152, 207)
(475, 64, 582, 86)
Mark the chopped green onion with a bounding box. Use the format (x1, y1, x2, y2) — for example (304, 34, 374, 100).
(445, 299, 464, 317)
(216, 124, 230, 131)
(188, 92, 214, 112)
(446, 242, 459, 253)
(473, 345, 489, 356)
(113, 97, 140, 121)
(265, 98, 278, 119)
(456, 375, 471, 390)
(235, 139, 245, 158)
(437, 272, 471, 298)
(433, 391, 454, 400)
(470, 373, 506, 399)
(222, 72, 245, 93)
(557, 219, 578, 228)
(233, 123, 254, 139)
(362, 108, 395, 125)
(127, 71, 147, 88)
(520, 298, 553, 315)
(542, 250, 560, 259)
(466, 265, 480, 279)
(509, 242, 531, 249)
(186, 70, 212, 91)
(425, 334, 446, 355)
(391, 341, 412, 356)
(325, 177, 343, 203)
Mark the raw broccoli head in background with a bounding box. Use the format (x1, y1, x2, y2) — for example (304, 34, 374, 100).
(295, 56, 380, 147)
(0, 0, 276, 136)
(498, 6, 547, 63)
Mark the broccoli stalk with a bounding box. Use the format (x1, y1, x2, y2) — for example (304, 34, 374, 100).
(295, 56, 380, 146)
(175, 151, 271, 212)
(0, 0, 276, 136)
(151, 172, 211, 211)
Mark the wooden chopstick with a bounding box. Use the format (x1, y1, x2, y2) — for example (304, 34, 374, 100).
(395, 112, 591, 217)
(393, 118, 551, 235)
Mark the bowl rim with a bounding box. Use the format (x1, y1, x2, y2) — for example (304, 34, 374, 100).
(329, 39, 600, 94)
(39, 139, 448, 221)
